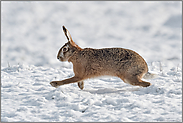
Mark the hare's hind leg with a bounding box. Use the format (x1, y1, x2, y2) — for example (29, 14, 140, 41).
(122, 76, 151, 87)
(78, 81, 84, 90)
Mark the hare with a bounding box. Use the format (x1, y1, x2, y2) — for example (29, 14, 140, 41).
(50, 26, 152, 90)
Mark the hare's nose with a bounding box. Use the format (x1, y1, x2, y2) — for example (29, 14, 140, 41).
(57, 56, 60, 59)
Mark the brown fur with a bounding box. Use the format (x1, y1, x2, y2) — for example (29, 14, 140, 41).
(50, 26, 151, 89)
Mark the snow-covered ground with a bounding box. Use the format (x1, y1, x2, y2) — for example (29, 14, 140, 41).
(1, 1, 182, 122)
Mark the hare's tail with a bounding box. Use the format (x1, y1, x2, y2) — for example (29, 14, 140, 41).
(143, 72, 158, 80)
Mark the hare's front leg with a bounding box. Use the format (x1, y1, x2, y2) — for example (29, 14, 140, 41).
(78, 81, 84, 90)
(50, 76, 83, 88)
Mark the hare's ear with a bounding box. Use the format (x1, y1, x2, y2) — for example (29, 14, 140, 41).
(62, 26, 76, 46)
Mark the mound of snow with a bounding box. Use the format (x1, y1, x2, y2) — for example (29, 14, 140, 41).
(1, 64, 182, 122)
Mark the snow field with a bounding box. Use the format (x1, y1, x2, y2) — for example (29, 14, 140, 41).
(1, 63, 182, 122)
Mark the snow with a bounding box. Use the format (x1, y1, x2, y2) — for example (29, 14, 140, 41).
(1, 1, 182, 122)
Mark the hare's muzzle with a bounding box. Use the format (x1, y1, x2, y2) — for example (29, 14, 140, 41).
(57, 56, 63, 61)
(57, 54, 65, 62)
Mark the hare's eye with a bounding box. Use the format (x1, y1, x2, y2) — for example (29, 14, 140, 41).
(63, 47, 68, 52)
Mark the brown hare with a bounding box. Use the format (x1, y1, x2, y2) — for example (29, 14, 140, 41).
(50, 26, 152, 90)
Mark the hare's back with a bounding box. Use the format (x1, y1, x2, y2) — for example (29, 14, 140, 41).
(82, 48, 142, 61)
(78, 48, 147, 77)
(80, 48, 146, 68)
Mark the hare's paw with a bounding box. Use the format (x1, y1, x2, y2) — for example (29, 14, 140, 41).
(78, 81, 84, 90)
(50, 81, 59, 88)
(142, 82, 151, 87)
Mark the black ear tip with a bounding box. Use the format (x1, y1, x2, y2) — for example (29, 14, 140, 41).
(63, 26, 66, 31)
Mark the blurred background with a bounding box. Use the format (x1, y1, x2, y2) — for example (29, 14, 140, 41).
(1, 1, 182, 71)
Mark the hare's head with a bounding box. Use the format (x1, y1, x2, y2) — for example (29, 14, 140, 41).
(57, 26, 82, 62)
